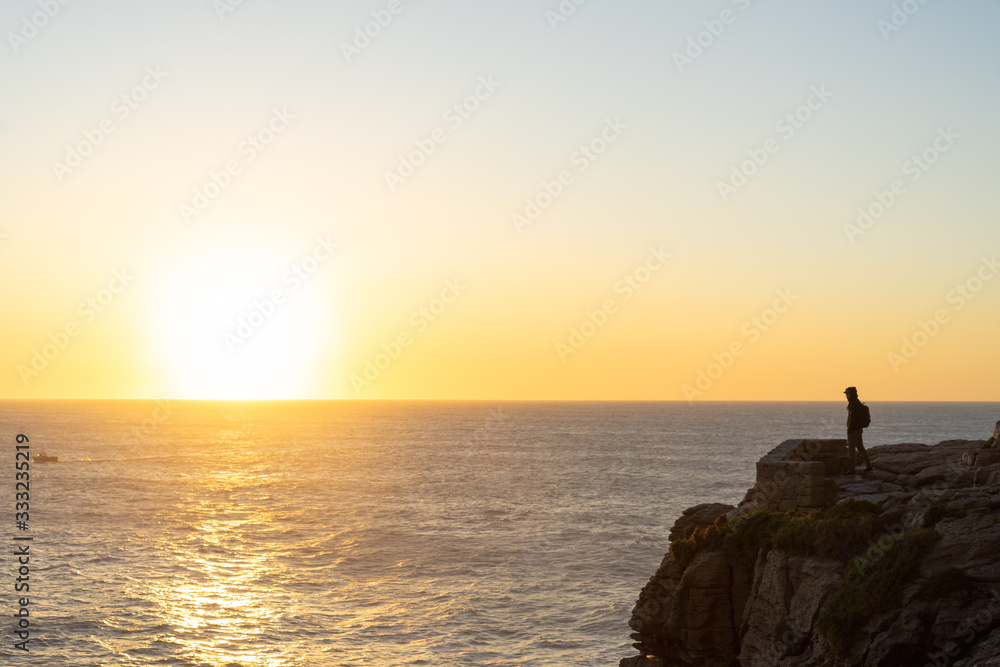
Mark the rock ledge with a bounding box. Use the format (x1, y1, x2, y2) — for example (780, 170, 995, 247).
(620, 428, 1000, 667)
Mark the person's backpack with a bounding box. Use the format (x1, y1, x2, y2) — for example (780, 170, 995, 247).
(857, 403, 872, 429)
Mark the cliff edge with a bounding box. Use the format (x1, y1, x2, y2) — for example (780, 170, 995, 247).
(620, 421, 1000, 667)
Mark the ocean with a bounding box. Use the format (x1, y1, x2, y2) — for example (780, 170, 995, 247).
(1, 401, 997, 666)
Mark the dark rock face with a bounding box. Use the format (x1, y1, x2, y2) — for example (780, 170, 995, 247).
(955, 626, 1000, 666)
(621, 435, 1000, 667)
(667, 503, 733, 543)
(628, 550, 743, 666)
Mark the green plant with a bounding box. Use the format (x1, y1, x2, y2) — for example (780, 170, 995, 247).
(981, 437, 995, 449)
(669, 538, 697, 568)
(768, 500, 883, 557)
(817, 528, 940, 653)
(669, 515, 729, 568)
(668, 500, 883, 567)
(918, 568, 970, 601)
(923, 502, 967, 527)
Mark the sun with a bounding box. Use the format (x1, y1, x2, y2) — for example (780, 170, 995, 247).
(151, 246, 330, 399)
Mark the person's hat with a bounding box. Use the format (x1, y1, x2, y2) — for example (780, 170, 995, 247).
(844, 386, 858, 395)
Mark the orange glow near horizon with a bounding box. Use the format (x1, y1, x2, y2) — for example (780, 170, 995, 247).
(1, 3, 999, 402)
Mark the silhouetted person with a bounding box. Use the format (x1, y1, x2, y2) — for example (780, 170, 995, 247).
(845, 386, 872, 474)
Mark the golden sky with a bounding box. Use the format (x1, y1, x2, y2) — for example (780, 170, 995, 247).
(1, 1, 998, 400)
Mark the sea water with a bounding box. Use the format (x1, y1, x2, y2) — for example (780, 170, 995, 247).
(0, 401, 996, 666)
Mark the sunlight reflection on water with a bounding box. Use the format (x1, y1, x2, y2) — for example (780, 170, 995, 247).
(0, 401, 995, 666)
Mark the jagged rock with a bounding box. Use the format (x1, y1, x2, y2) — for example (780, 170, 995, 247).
(737, 551, 843, 666)
(668, 503, 734, 542)
(832, 477, 905, 498)
(629, 550, 741, 666)
(954, 626, 1000, 666)
(920, 492, 1000, 581)
(864, 596, 936, 666)
(974, 466, 1000, 486)
(869, 441, 974, 476)
(628, 554, 683, 656)
(873, 443, 935, 454)
(621, 434, 1000, 667)
(913, 462, 975, 488)
(977, 450, 1000, 467)
(864, 468, 902, 483)
(963, 437, 1000, 486)
(744, 440, 848, 514)
(619, 657, 671, 667)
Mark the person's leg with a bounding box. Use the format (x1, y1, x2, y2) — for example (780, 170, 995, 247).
(857, 432, 873, 471)
(847, 431, 858, 473)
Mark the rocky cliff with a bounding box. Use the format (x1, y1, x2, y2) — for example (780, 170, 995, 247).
(620, 421, 1000, 667)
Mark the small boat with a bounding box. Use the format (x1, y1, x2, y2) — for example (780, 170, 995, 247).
(32, 453, 60, 463)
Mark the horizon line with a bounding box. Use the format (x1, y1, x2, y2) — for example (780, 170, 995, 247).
(2, 398, 998, 404)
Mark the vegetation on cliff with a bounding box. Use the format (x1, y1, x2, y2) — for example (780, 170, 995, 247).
(668, 498, 883, 568)
(816, 528, 940, 653)
(624, 435, 1000, 667)
(923, 501, 968, 527)
(667, 499, 953, 656)
(917, 567, 971, 602)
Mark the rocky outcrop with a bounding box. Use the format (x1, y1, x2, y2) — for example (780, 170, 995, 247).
(627, 549, 746, 666)
(668, 503, 734, 542)
(748, 439, 845, 514)
(621, 431, 1000, 667)
(955, 626, 1000, 666)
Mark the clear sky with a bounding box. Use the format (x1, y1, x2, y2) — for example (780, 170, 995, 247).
(1, 0, 998, 400)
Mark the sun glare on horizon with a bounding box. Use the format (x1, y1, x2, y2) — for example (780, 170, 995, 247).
(151, 248, 330, 400)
